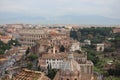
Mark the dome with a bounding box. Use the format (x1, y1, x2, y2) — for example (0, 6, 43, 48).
(61, 60, 80, 71)
(60, 53, 81, 76)
(59, 53, 81, 80)
(72, 71, 79, 76)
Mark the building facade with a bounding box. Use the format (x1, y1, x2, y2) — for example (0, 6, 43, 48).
(54, 53, 94, 80)
(96, 43, 104, 52)
(19, 29, 48, 47)
(18, 28, 69, 47)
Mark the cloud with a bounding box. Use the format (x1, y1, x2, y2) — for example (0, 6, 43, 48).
(0, 0, 120, 23)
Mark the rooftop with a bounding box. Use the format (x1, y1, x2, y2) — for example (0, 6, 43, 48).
(13, 69, 50, 80)
(41, 53, 68, 60)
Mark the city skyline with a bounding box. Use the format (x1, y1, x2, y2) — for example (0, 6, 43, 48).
(0, 0, 120, 24)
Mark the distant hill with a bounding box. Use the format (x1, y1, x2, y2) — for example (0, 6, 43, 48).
(0, 12, 120, 24)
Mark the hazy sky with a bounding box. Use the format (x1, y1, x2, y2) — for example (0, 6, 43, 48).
(0, 0, 120, 24)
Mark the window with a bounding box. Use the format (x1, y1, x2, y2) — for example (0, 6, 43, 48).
(53, 59, 55, 61)
(61, 78, 63, 80)
(55, 50, 57, 53)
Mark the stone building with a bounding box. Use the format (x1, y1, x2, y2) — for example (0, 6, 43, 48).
(73, 51, 93, 75)
(38, 51, 68, 71)
(31, 32, 94, 80)
(38, 41, 93, 77)
(84, 40, 91, 45)
(18, 29, 48, 47)
(18, 28, 69, 47)
(31, 37, 77, 55)
(0, 35, 12, 43)
(54, 53, 94, 80)
(70, 42, 81, 52)
(113, 27, 120, 33)
(96, 43, 104, 52)
(54, 53, 81, 80)
(36, 37, 81, 73)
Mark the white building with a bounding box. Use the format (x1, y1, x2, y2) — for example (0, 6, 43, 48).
(70, 42, 81, 52)
(96, 43, 104, 52)
(84, 40, 91, 45)
(38, 53, 67, 70)
(38, 46, 68, 70)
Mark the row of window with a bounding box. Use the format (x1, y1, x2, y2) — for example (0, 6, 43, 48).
(46, 59, 63, 61)
(21, 34, 48, 38)
(61, 78, 77, 80)
(46, 61, 63, 64)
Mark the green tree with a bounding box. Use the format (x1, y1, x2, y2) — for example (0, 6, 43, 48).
(60, 45, 65, 52)
(70, 27, 113, 43)
(87, 50, 99, 65)
(0, 40, 11, 54)
(37, 66, 41, 71)
(70, 29, 78, 40)
(27, 54, 38, 61)
(25, 47, 30, 56)
(8, 39, 21, 46)
(47, 68, 57, 79)
(108, 62, 120, 76)
(27, 62, 33, 69)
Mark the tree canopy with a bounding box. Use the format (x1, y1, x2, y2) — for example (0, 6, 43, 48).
(70, 27, 113, 43)
(0, 39, 21, 54)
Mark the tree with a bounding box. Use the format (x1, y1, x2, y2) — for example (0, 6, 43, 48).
(70, 29, 78, 40)
(110, 34, 120, 49)
(27, 62, 33, 69)
(37, 66, 41, 71)
(8, 39, 21, 46)
(0, 50, 4, 54)
(25, 47, 30, 56)
(87, 50, 99, 65)
(76, 31, 81, 41)
(47, 68, 57, 79)
(104, 47, 115, 52)
(70, 27, 113, 43)
(60, 45, 65, 52)
(0, 39, 21, 55)
(114, 36, 120, 48)
(27, 54, 38, 61)
(108, 62, 120, 76)
(0, 40, 11, 54)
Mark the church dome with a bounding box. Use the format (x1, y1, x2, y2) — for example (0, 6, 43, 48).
(60, 53, 81, 76)
(61, 60, 80, 71)
(61, 53, 80, 70)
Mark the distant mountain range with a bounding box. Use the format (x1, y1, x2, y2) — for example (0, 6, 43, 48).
(0, 12, 120, 24)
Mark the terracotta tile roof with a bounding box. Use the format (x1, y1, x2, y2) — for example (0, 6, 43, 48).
(13, 69, 50, 80)
(73, 52, 86, 58)
(41, 53, 68, 59)
(0, 36, 12, 39)
(0, 58, 7, 65)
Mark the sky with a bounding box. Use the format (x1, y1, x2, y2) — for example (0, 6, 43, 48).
(0, 0, 120, 24)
